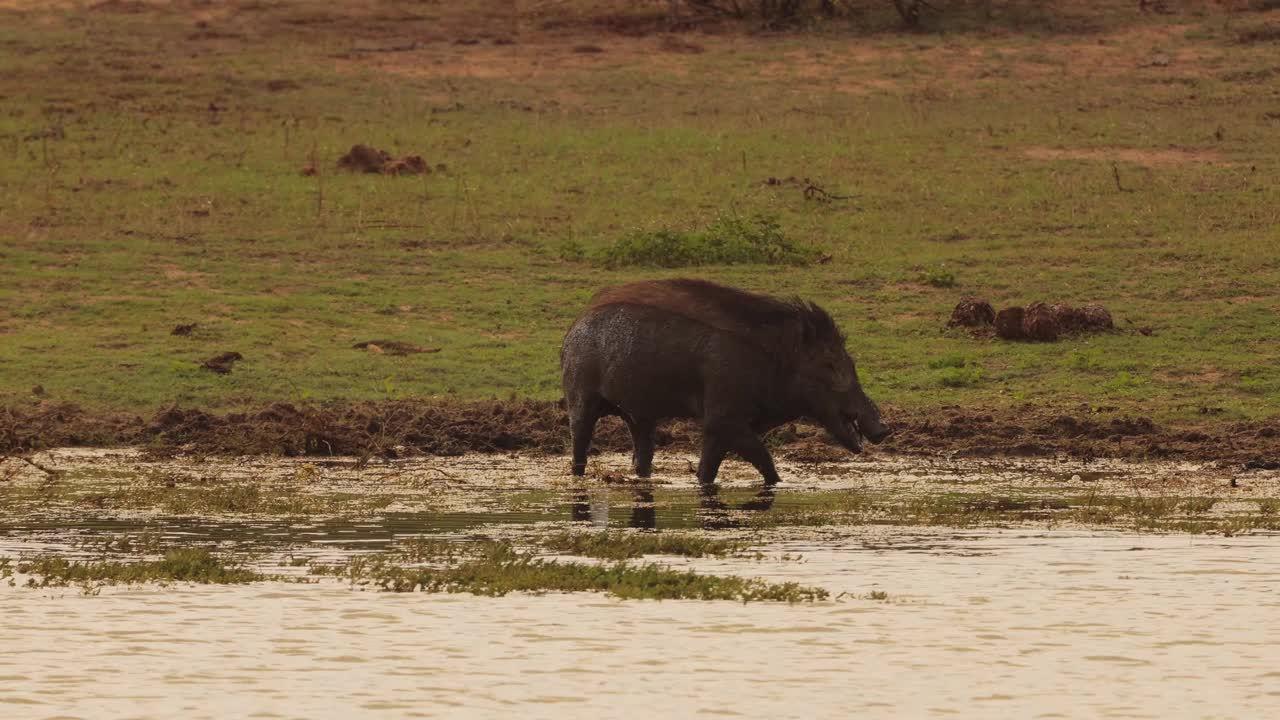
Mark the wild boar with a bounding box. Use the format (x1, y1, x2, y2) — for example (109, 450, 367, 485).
(560, 278, 890, 485)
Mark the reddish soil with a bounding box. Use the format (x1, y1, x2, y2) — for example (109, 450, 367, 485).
(2, 400, 1276, 467)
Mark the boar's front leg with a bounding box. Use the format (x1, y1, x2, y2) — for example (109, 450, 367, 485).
(698, 420, 782, 486)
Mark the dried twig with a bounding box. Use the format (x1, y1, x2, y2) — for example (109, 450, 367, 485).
(1111, 162, 1133, 193)
(0, 453, 62, 480)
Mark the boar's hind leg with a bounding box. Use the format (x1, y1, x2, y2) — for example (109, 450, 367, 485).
(625, 417, 656, 478)
(568, 395, 604, 476)
(699, 422, 782, 486)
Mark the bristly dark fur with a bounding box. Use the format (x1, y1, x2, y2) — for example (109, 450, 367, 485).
(588, 278, 845, 349)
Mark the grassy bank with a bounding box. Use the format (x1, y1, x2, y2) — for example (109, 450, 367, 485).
(1, 0, 1278, 423)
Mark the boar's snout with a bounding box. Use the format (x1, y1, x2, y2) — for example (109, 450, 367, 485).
(863, 424, 892, 444)
(848, 394, 890, 445)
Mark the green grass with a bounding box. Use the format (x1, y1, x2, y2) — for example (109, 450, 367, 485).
(0, 1, 1278, 422)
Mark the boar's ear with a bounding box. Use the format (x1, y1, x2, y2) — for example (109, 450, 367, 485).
(800, 316, 819, 345)
(797, 301, 842, 347)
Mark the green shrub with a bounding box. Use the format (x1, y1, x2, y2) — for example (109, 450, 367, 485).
(596, 214, 821, 268)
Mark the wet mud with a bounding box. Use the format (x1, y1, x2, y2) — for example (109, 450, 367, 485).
(2, 400, 1276, 466)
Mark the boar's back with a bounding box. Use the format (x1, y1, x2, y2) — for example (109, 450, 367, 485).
(586, 278, 842, 354)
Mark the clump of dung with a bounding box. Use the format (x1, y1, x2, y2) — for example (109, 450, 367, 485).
(994, 307, 1026, 340)
(1023, 302, 1059, 342)
(947, 297, 996, 328)
(336, 144, 430, 175)
(955, 298, 1115, 342)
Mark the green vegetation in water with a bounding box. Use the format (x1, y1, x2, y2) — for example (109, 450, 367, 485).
(745, 489, 1280, 535)
(0, 475, 397, 517)
(13, 548, 262, 590)
(539, 530, 745, 560)
(591, 214, 821, 269)
(314, 540, 826, 602)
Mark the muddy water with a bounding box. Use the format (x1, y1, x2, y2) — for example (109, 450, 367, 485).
(3, 450, 1280, 718)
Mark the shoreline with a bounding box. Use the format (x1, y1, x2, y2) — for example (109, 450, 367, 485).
(3, 399, 1276, 466)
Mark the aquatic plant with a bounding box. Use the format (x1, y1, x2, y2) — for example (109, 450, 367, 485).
(539, 531, 745, 560)
(313, 543, 826, 603)
(17, 548, 262, 589)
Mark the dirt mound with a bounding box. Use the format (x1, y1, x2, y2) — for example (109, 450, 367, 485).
(336, 144, 430, 175)
(947, 297, 996, 328)
(0, 402, 145, 452)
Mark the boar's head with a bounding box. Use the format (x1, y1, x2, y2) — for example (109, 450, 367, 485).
(790, 305, 891, 453)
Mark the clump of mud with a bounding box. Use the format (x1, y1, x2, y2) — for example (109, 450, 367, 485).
(958, 298, 1114, 342)
(200, 352, 243, 374)
(200, 352, 242, 374)
(336, 144, 429, 175)
(947, 297, 996, 328)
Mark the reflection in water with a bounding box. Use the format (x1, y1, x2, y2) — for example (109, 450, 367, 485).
(568, 484, 776, 530)
(570, 490, 592, 523)
(700, 484, 776, 530)
(630, 487, 656, 530)
(568, 487, 611, 528)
